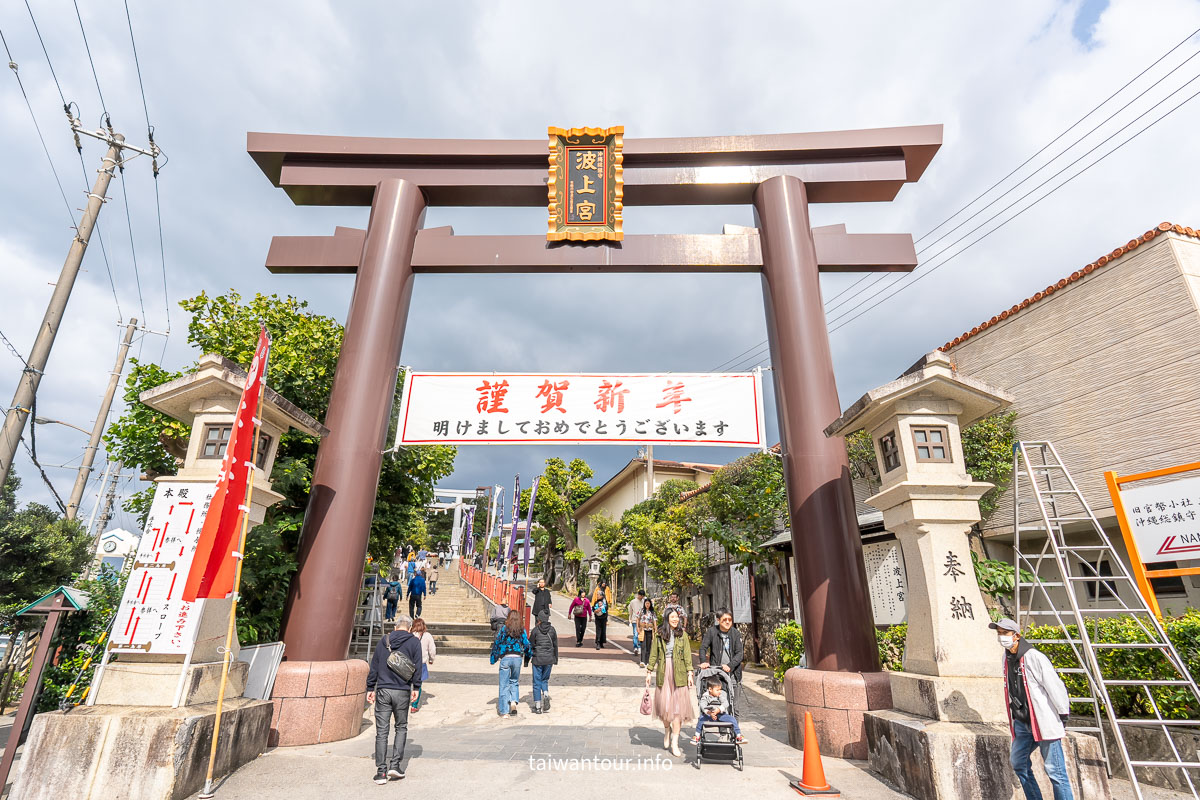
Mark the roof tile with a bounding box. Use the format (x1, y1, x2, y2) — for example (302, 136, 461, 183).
(940, 222, 1198, 351)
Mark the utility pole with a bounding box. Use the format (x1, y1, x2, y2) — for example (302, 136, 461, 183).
(81, 461, 120, 581)
(0, 117, 160, 493)
(66, 318, 137, 519)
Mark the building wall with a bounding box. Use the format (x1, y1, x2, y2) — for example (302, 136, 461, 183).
(946, 234, 1200, 535)
(945, 232, 1200, 612)
(576, 465, 714, 557)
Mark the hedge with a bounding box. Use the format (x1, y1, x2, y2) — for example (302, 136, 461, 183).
(772, 612, 1200, 720)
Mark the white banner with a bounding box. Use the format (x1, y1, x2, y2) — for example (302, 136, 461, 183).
(729, 564, 752, 623)
(110, 482, 215, 655)
(395, 372, 765, 447)
(1118, 475, 1200, 564)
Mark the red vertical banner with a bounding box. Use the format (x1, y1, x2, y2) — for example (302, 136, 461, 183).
(182, 329, 271, 602)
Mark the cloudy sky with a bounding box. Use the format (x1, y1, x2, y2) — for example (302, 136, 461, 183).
(2, 0, 1200, 531)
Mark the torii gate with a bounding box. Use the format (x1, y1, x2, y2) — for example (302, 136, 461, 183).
(248, 126, 941, 684)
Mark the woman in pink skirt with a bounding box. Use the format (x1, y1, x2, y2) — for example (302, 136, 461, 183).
(644, 608, 694, 757)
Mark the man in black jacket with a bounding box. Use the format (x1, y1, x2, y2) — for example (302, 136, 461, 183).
(366, 615, 423, 784)
(699, 608, 745, 716)
(531, 578, 552, 620)
(529, 609, 559, 713)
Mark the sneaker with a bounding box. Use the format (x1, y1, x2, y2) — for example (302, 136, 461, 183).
(543, 695, 550, 711)
(533, 704, 542, 714)
(509, 707, 518, 716)
(735, 734, 746, 744)
(387, 767, 405, 780)
(691, 734, 701, 745)
(374, 771, 388, 785)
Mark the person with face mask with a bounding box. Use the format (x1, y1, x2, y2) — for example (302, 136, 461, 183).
(989, 618, 1074, 800)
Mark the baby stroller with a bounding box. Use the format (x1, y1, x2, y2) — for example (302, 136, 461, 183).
(692, 666, 744, 770)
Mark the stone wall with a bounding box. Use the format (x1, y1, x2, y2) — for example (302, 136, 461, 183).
(1075, 717, 1200, 792)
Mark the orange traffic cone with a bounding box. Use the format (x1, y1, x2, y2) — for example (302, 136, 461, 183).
(789, 712, 840, 797)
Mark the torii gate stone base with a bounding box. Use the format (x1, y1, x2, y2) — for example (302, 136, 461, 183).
(249, 125, 942, 758)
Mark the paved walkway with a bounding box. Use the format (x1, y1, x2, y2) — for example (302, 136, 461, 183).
(192, 653, 904, 799)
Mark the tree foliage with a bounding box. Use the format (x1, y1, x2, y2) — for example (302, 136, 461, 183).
(0, 474, 92, 630)
(36, 565, 125, 712)
(101, 291, 456, 644)
(697, 452, 787, 568)
(587, 511, 630, 583)
(524, 458, 596, 586)
(618, 480, 705, 593)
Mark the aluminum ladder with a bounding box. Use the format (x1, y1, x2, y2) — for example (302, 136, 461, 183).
(348, 571, 385, 658)
(1013, 440, 1200, 799)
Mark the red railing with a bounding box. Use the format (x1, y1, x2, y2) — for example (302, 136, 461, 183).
(459, 560, 530, 630)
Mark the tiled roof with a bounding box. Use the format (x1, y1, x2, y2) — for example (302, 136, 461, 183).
(940, 222, 1200, 351)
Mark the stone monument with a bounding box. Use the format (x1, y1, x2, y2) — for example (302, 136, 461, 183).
(824, 350, 1108, 800)
(10, 354, 328, 800)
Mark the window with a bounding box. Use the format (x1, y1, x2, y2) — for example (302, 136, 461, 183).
(200, 424, 231, 459)
(199, 424, 272, 469)
(911, 426, 951, 462)
(1150, 561, 1188, 597)
(1084, 560, 1118, 602)
(879, 431, 901, 472)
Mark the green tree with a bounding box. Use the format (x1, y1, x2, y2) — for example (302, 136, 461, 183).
(102, 291, 456, 644)
(37, 565, 126, 712)
(624, 510, 705, 593)
(0, 473, 92, 631)
(696, 452, 787, 568)
(587, 511, 631, 583)
(524, 458, 597, 586)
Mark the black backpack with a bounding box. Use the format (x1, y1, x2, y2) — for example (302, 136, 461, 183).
(386, 583, 399, 600)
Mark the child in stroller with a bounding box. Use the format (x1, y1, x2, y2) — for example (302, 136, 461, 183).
(691, 669, 746, 769)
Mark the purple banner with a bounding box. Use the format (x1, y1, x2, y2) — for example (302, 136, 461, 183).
(522, 475, 541, 573)
(505, 474, 520, 561)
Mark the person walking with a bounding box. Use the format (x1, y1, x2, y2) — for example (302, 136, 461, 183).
(529, 609, 559, 713)
(592, 581, 611, 649)
(645, 608, 694, 758)
(699, 608, 745, 716)
(568, 588, 592, 647)
(989, 618, 1074, 800)
(384, 578, 401, 622)
(629, 590, 646, 659)
(409, 618, 436, 712)
(490, 599, 511, 633)
(366, 615, 422, 784)
(427, 562, 439, 595)
(664, 591, 687, 629)
(490, 610, 531, 716)
(407, 569, 427, 619)
(511, 558, 519, 583)
(531, 578, 552, 619)
(636, 598, 656, 667)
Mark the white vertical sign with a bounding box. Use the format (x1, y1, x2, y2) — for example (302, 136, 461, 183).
(863, 539, 908, 626)
(729, 564, 752, 624)
(110, 482, 215, 655)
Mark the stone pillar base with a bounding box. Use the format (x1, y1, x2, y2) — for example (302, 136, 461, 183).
(269, 659, 368, 746)
(864, 709, 1111, 800)
(91, 660, 248, 707)
(889, 671, 1007, 723)
(9, 698, 271, 800)
(783, 668, 892, 760)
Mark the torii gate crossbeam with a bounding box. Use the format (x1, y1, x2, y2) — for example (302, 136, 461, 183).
(249, 126, 941, 682)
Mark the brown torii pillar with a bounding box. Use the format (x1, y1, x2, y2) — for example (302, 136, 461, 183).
(249, 126, 941, 753)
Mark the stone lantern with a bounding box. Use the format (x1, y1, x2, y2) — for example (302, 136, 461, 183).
(826, 349, 1013, 720)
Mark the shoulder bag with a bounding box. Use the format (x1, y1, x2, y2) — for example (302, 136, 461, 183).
(384, 633, 418, 683)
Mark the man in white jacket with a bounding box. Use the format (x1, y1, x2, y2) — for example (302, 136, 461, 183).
(990, 618, 1074, 800)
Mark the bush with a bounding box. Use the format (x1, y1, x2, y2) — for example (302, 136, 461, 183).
(37, 566, 126, 712)
(772, 621, 909, 681)
(1027, 610, 1200, 720)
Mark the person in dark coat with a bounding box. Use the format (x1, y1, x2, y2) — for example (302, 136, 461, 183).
(366, 615, 423, 784)
(531, 578, 552, 620)
(528, 609, 559, 713)
(699, 608, 745, 716)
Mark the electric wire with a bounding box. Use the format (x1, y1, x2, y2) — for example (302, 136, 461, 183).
(824, 75, 1200, 335)
(71, 0, 107, 117)
(20, 2, 125, 320)
(707, 27, 1200, 371)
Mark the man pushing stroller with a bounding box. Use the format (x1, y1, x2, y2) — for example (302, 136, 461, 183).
(699, 608, 744, 716)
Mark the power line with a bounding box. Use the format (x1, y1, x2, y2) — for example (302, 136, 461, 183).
(122, 0, 171, 348)
(20, 2, 125, 320)
(71, 0, 108, 117)
(707, 27, 1200, 372)
(825, 71, 1200, 334)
